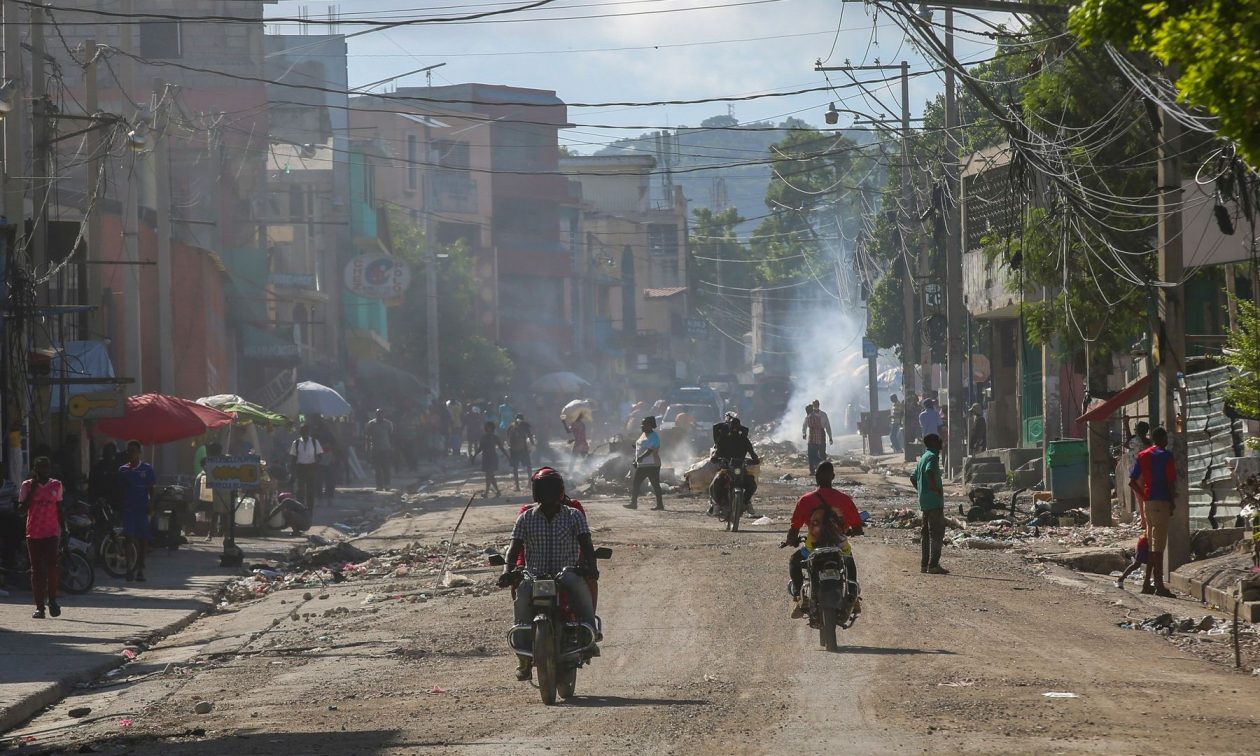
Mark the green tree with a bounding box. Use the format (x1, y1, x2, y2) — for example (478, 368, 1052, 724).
(689, 207, 752, 367)
(386, 208, 513, 399)
(1071, 0, 1260, 168)
(1224, 297, 1260, 449)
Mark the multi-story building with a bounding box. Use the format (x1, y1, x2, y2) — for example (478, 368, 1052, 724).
(560, 154, 691, 397)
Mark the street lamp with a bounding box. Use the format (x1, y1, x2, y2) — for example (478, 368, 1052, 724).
(127, 110, 152, 152)
(825, 102, 839, 125)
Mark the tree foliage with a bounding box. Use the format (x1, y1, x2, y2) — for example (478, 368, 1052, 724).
(1224, 297, 1260, 449)
(1071, 0, 1260, 169)
(386, 208, 513, 399)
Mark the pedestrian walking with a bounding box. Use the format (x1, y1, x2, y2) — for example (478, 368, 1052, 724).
(289, 424, 324, 512)
(365, 409, 395, 491)
(507, 414, 535, 491)
(1128, 426, 1177, 597)
(889, 394, 904, 453)
(918, 398, 943, 438)
(463, 405, 483, 459)
(911, 433, 948, 574)
(20, 456, 63, 618)
(446, 399, 464, 456)
(968, 403, 987, 454)
(472, 421, 508, 498)
(801, 404, 828, 475)
(904, 393, 921, 446)
(569, 414, 590, 460)
(118, 441, 156, 582)
(811, 399, 833, 442)
(624, 416, 664, 510)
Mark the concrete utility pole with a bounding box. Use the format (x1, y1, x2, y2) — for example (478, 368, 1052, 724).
(119, 0, 142, 394)
(29, 1, 48, 310)
(1086, 348, 1112, 525)
(154, 80, 174, 398)
(943, 8, 966, 475)
(422, 129, 440, 399)
(1157, 108, 1189, 570)
(83, 39, 101, 339)
(3, 0, 27, 262)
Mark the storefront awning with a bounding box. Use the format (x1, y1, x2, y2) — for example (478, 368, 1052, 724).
(1076, 374, 1150, 424)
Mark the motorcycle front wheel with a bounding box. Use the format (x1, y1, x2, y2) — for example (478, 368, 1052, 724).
(557, 665, 577, 700)
(728, 486, 743, 532)
(61, 550, 95, 594)
(819, 606, 839, 652)
(533, 619, 558, 705)
(100, 533, 136, 578)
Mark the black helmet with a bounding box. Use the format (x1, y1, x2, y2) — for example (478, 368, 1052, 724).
(530, 466, 565, 503)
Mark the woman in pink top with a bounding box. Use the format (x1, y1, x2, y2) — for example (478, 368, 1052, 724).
(19, 456, 63, 618)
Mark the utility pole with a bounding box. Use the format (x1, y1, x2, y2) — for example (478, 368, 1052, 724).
(119, 0, 142, 395)
(3, 0, 26, 266)
(898, 60, 916, 457)
(154, 80, 174, 398)
(1157, 108, 1189, 570)
(83, 39, 101, 340)
(29, 1, 48, 311)
(422, 127, 440, 399)
(943, 7, 966, 476)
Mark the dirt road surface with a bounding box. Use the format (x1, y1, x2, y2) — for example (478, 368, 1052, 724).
(6, 461, 1258, 755)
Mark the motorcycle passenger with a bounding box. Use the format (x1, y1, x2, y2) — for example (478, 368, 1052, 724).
(782, 461, 863, 619)
(499, 467, 599, 681)
(515, 467, 599, 614)
(710, 413, 761, 516)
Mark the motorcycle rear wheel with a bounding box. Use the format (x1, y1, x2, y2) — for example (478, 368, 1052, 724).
(557, 665, 577, 699)
(819, 606, 839, 652)
(61, 550, 95, 594)
(728, 487, 743, 532)
(100, 533, 137, 578)
(534, 619, 558, 705)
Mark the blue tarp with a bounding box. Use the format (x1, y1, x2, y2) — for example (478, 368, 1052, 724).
(50, 341, 117, 411)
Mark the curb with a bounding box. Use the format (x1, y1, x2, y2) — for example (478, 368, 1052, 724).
(0, 590, 220, 734)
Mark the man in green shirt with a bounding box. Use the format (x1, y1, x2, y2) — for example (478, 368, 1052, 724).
(910, 433, 948, 574)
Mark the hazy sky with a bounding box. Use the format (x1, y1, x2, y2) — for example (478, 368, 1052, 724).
(268, 0, 1014, 150)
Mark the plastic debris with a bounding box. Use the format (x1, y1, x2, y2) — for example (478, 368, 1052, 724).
(441, 572, 474, 588)
(1042, 692, 1079, 698)
(750, 515, 773, 525)
(428, 685, 447, 695)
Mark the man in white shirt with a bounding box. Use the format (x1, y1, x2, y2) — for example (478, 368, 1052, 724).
(918, 399, 943, 439)
(289, 424, 323, 516)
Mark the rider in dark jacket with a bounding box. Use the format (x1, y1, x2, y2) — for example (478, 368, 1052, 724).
(710, 414, 761, 516)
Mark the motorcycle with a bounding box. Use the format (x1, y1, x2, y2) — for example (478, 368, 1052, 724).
(150, 485, 189, 552)
(785, 539, 858, 652)
(8, 531, 96, 594)
(63, 498, 136, 578)
(489, 546, 612, 705)
(710, 457, 751, 532)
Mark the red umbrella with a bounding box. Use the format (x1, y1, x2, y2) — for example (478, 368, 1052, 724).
(95, 393, 234, 445)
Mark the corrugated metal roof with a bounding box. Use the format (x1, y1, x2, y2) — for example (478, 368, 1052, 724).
(643, 286, 686, 299)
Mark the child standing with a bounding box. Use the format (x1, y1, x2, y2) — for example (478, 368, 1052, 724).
(20, 456, 63, 619)
(471, 421, 508, 498)
(1115, 534, 1148, 589)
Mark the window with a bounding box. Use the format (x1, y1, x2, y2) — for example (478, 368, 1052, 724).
(139, 22, 182, 59)
(407, 134, 418, 190)
(648, 224, 679, 258)
(432, 140, 471, 172)
(288, 185, 305, 223)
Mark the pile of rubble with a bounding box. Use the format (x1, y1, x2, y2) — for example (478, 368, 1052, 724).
(217, 538, 498, 605)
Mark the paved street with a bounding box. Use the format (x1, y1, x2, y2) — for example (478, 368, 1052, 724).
(3, 458, 1256, 754)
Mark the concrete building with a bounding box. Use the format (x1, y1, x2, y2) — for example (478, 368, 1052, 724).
(560, 154, 691, 397)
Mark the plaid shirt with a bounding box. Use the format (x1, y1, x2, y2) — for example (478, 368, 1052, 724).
(512, 504, 590, 576)
(803, 412, 827, 444)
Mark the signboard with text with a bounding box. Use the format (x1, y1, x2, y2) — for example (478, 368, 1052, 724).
(205, 455, 262, 490)
(343, 254, 411, 300)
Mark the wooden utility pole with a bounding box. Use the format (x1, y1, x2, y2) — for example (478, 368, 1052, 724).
(943, 8, 966, 475)
(1157, 109, 1189, 570)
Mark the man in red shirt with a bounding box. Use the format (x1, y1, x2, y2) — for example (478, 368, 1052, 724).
(782, 461, 863, 618)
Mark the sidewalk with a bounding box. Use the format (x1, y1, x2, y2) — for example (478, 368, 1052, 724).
(0, 532, 301, 732)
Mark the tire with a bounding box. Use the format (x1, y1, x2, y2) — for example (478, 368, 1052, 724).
(533, 619, 557, 706)
(557, 665, 577, 700)
(820, 606, 839, 652)
(61, 551, 95, 594)
(729, 486, 743, 533)
(100, 533, 136, 578)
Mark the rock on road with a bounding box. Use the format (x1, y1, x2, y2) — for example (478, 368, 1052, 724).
(7, 469, 1258, 755)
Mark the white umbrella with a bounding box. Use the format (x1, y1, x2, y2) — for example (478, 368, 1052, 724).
(532, 371, 590, 393)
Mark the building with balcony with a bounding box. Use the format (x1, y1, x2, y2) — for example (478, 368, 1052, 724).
(560, 154, 691, 397)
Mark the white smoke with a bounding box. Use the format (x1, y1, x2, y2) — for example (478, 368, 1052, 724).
(769, 306, 871, 447)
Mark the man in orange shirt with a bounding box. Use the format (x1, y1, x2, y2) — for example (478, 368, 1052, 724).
(782, 461, 863, 617)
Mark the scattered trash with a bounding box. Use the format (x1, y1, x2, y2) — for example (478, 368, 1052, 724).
(120, 649, 137, 660)
(193, 701, 214, 715)
(750, 515, 773, 525)
(938, 679, 976, 687)
(117, 719, 133, 728)
(428, 685, 447, 695)
(442, 572, 474, 588)
(68, 706, 92, 718)
(1042, 692, 1079, 698)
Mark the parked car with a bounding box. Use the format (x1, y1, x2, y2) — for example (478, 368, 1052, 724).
(659, 403, 720, 452)
(666, 386, 725, 423)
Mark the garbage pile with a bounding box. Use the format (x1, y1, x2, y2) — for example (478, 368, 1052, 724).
(217, 538, 498, 605)
(754, 439, 808, 467)
(1118, 613, 1234, 636)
